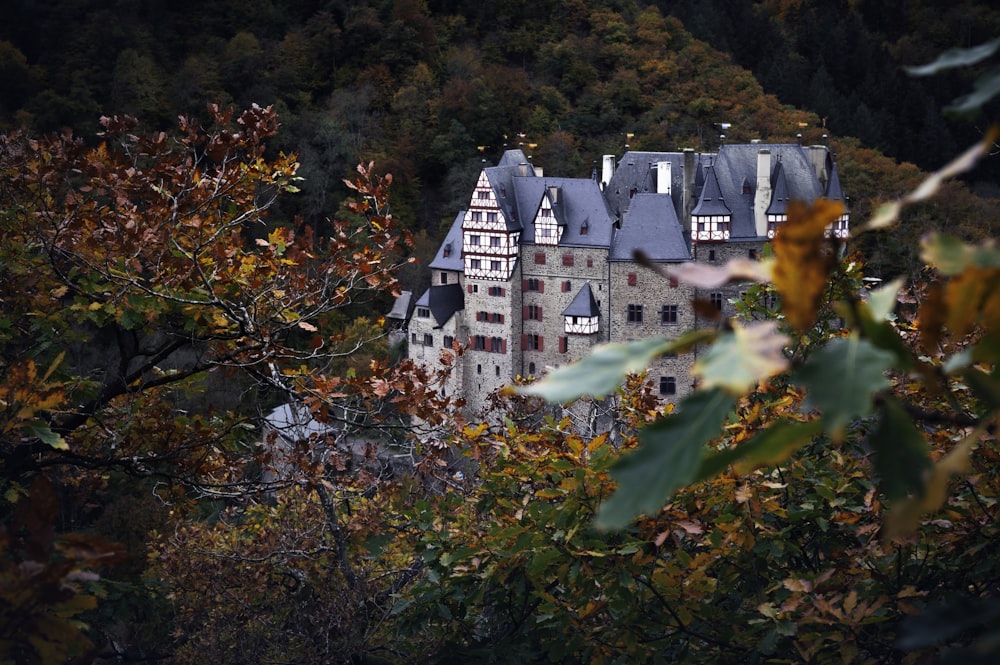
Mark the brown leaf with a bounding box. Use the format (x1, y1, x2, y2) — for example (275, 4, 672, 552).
(771, 199, 844, 332)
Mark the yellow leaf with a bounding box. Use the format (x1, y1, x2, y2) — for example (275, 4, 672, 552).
(771, 199, 843, 333)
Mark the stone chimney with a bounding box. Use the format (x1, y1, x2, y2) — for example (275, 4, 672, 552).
(656, 160, 672, 195)
(753, 149, 771, 237)
(517, 162, 530, 177)
(807, 145, 829, 188)
(601, 155, 615, 188)
(682, 148, 696, 222)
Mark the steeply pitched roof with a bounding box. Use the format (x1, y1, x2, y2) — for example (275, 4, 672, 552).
(825, 161, 847, 208)
(516, 176, 615, 247)
(562, 283, 601, 317)
(765, 161, 790, 216)
(711, 144, 825, 239)
(610, 193, 691, 262)
(429, 212, 465, 272)
(483, 149, 534, 232)
(386, 290, 412, 320)
(414, 283, 465, 328)
(691, 165, 732, 217)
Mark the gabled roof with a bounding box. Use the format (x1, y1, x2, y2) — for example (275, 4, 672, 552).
(483, 149, 534, 232)
(414, 283, 465, 328)
(429, 212, 465, 272)
(563, 283, 600, 317)
(610, 193, 691, 262)
(516, 176, 615, 247)
(825, 162, 847, 208)
(691, 165, 732, 217)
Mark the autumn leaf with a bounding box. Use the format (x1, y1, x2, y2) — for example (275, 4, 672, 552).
(692, 320, 789, 394)
(771, 199, 844, 333)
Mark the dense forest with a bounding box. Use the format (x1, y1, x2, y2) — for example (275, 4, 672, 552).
(3, 1, 1000, 663)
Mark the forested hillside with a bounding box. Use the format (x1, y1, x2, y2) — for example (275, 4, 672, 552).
(3, 2, 1000, 663)
(2, 0, 998, 279)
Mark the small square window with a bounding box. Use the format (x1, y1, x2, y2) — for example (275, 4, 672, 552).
(710, 292, 724, 311)
(659, 376, 676, 396)
(627, 272, 637, 287)
(627, 304, 643, 323)
(440, 272, 448, 284)
(661, 304, 678, 324)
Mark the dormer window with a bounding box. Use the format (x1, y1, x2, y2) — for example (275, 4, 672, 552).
(443, 243, 452, 257)
(581, 221, 589, 235)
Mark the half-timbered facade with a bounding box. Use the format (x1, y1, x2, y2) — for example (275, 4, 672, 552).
(405, 142, 848, 426)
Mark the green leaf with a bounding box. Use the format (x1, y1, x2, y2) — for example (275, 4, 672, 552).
(905, 39, 1000, 76)
(868, 399, 931, 501)
(520, 330, 715, 403)
(793, 335, 895, 440)
(947, 68, 1000, 116)
(24, 421, 68, 450)
(596, 388, 735, 529)
(696, 419, 822, 482)
(920, 233, 1000, 276)
(692, 321, 789, 394)
(865, 278, 905, 322)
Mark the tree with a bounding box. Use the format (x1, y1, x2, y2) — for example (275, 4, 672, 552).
(0, 104, 457, 660)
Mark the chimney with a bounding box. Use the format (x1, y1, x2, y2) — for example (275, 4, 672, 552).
(534, 166, 543, 177)
(601, 155, 615, 188)
(807, 145, 828, 187)
(656, 161, 672, 195)
(682, 148, 696, 222)
(548, 185, 559, 204)
(517, 162, 530, 177)
(753, 149, 771, 237)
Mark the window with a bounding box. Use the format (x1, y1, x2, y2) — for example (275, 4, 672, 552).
(496, 365, 501, 376)
(528, 362, 536, 375)
(443, 335, 454, 348)
(470, 234, 480, 245)
(627, 272, 637, 287)
(423, 333, 433, 346)
(490, 260, 501, 271)
(627, 304, 643, 323)
(559, 336, 568, 353)
(526, 278, 541, 292)
(710, 292, 724, 311)
(477, 364, 482, 374)
(470, 259, 481, 270)
(490, 236, 501, 247)
(488, 286, 505, 297)
(669, 276, 679, 288)
(527, 304, 542, 321)
(587, 257, 594, 267)
(541, 208, 551, 217)
(477, 190, 489, 200)
(708, 249, 716, 261)
(411, 333, 417, 344)
(440, 272, 448, 285)
(659, 376, 677, 396)
(749, 248, 759, 260)
(661, 304, 678, 324)
(490, 312, 504, 323)
(562, 253, 574, 267)
(490, 337, 505, 353)
(535, 252, 546, 265)
(525, 334, 542, 351)
(487, 212, 497, 223)
(562, 280, 572, 292)
(580, 221, 589, 235)
(471, 211, 482, 222)
(416, 307, 430, 318)
(472, 335, 487, 350)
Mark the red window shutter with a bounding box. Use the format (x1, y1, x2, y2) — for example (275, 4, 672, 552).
(669, 276, 679, 288)
(535, 252, 545, 264)
(523, 305, 529, 319)
(501, 287, 506, 296)
(559, 337, 567, 353)
(562, 253, 574, 266)
(537, 336, 544, 351)
(587, 258, 593, 267)
(538, 306, 543, 320)
(522, 279, 528, 290)
(467, 285, 473, 293)
(538, 281, 544, 293)
(501, 339, 507, 354)
(628, 272, 637, 286)
(521, 334, 528, 349)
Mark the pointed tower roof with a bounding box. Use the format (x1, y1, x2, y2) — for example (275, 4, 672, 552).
(562, 283, 600, 318)
(690, 165, 732, 217)
(825, 161, 848, 209)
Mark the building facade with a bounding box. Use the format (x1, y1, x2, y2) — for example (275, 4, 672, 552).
(406, 143, 848, 424)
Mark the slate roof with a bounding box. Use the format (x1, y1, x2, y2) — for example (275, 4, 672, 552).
(711, 143, 825, 239)
(690, 165, 732, 217)
(610, 193, 691, 262)
(414, 283, 465, 328)
(429, 212, 465, 272)
(765, 161, 790, 216)
(386, 290, 412, 321)
(516, 176, 615, 247)
(484, 149, 534, 232)
(825, 162, 847, 207)
(563, 283, 601, 317)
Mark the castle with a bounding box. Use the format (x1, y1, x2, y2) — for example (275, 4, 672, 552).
(404, 143, 849, 425)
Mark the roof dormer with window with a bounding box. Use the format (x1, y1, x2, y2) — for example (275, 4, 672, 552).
(690, 166, 731, 242)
